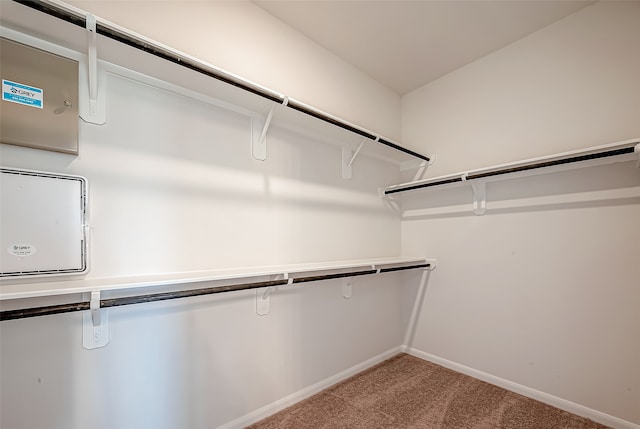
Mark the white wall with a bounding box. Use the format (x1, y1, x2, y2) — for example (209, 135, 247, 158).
(3, 0, 639, 428)
(1, 275, 411, 429)
(0, 9, 409, 428)
(402, 1, 640, 177)
(66, 0, 402, 141)
(401, 1, 640, 425)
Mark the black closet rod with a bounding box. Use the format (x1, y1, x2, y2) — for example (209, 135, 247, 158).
(12, 0, 430, 163)
(0, 263, 430, 321)
(384, 145, 637, 195)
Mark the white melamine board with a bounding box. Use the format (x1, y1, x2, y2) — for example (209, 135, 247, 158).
(387, 138, 639, 195)
(0, 4, 416, 165)
(0, 256, 427, 300)
(0, 169, 87, 278)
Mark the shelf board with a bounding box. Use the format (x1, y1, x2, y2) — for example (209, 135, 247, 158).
(0, 257, 430, 301)
(0, 0, 428, 166)
(385, 138, 640, 195)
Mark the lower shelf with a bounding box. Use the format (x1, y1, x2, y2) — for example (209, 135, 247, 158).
(0, 256, 432, 303)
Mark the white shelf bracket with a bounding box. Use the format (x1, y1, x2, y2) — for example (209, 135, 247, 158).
(83, 291, 110, 349)
(470, 180, 487, 215)
(379, 187, 401, 215)
(342, 139, 366, 180)
(90, 290, 101, 326)
(87, 14, 97, 115)
(412, 154, 435, 182)
(342, 277, 354, 299)
(256, 286, 271, 315)
(79, 13, 106, 125)
(349, 139, 366, 167)
(252, 106, 274, 161)
(342, 147, 353, 180)
(252, 96, 289, 161)
(400, 153, 435, 179)
(256, 272, 291, 315)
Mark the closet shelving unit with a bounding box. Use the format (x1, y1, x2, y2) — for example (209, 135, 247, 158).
(2, 0, 431, 169)
(383, 139, 640, 215)
(0, 257, 432, 318)
(0, 1, 434, 347)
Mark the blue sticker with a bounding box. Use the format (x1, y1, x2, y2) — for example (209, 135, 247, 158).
(2, 79, 43, 108)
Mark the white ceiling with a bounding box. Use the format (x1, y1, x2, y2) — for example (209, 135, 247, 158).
(253, 0, 595, 95)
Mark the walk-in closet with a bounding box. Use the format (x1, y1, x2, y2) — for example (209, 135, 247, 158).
(1, 1, 638, 428)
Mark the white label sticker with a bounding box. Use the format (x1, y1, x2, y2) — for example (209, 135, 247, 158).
(8, 244, 37, 257)
(2, 79, 43, 109)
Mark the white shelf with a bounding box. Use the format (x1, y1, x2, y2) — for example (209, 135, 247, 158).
(0, 4, 433, 319)
(385, 139, 640, 195)
(0, 0, 429, 167)
(388, 138, 640, 216)
(384, 139, 640, 218)
(0, 257, 431, 301)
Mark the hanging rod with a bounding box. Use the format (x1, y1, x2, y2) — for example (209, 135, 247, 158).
(384, 140, 640, 195)
(0, 263, 430, 321)
(11, 0, 430, 163)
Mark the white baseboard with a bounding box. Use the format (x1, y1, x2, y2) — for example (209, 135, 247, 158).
(404, 347, 640, 429)
(217, 346, 404, 429)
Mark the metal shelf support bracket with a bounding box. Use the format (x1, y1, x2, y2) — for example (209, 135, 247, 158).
(87, 14, 97, 115)
(470, 180, 487, 215)
(256, 285, 272, 316)
(83, 291, 109, 349)
(256, 272, 292, 315)
(252, 96, 289, 161)
(412, 154, 436, 182)
(252, 106, 274, 161)
(79, 13, 106, 124)
(342, 139, 367, 180)
(399, 153, 436, 181)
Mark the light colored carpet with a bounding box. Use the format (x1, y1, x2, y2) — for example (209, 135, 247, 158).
(248, 353, 610, 428)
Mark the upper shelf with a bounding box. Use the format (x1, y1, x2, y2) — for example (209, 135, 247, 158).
(383, 138, 640, 215)
(1, 0, 430, 167)
(384, 139, 640, 195)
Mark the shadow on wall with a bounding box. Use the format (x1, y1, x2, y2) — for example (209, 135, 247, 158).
(0, 72, 405, 277)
